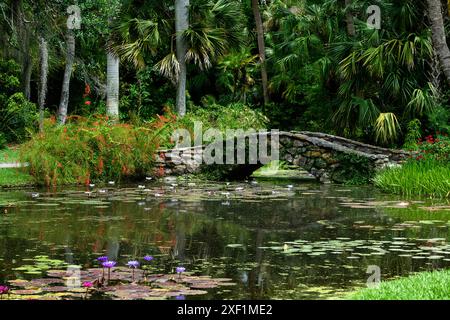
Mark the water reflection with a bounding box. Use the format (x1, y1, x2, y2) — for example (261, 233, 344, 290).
(0, 181, 450, 299)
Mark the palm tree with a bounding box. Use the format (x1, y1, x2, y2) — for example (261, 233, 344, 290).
(106, 52, 120, 119)
(112, 0, 245, 116)
(344, 0, 355, 36)
(57, 28, 76, 124)
(175, 0, 190, 116)
(251, 0, 269, 107)
(38, 36, 48, 132)
(426, 0, 450, 85)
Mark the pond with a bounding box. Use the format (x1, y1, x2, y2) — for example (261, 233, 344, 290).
(1, 179, 450, 300)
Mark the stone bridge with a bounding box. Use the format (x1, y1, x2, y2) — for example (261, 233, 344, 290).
(154, 131, 412, 183)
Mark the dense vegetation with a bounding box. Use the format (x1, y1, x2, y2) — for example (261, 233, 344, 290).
(0, 0, 449, 189)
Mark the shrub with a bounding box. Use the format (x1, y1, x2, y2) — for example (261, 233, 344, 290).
(0, 59, 38, 143)
(0, 93, 38, 143)
(402, 119, 422, 151)
(20, 116, 159, 186)
(416, 133, 450, 162)
(146, 103, 269, 150)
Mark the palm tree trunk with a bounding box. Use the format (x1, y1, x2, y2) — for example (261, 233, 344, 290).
(38, 36, 48, 132)
(427, 0, 450, 85)
(58, 29, 76, 124)
(106, 52, 120, 120)
(251, 0, 269, 108)
(175, 0, 189, 117)
(345, 0, 356, 36)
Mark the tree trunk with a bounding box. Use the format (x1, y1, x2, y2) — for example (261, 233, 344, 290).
(251, 0, 269, 108)
(427, 0, 450, 85)
(58, 29, 75, 124)
(15, 0, 32, 99)
(345, 0, 356, 36)
(106, 52, 120, 120)
(38, 36, 48, 132)
(175, 0, 189, 117)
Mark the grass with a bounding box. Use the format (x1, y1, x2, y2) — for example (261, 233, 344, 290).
(0, 146, 20, 162)
(374, 159, 450, 198)
(0, 146, 34, 187)
(0, 168, 34, 187)
(351, 269, 450, 300)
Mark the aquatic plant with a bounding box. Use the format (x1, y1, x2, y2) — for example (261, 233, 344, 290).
(102, 261, 117, 282)
(82, 281, 93, 299)
(374, 158, 450, 198)
(0, 285, 9, 299)
(127, 261, 140, 282)
(176, 267, 186, 279)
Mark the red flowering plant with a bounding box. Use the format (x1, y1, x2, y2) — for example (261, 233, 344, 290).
(415, 132, 450, 162)
(83, 84, 92, 109)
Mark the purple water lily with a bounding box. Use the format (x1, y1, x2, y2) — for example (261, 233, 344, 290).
(127, 260, 140, 282)
(102, 261, 116, 282)
(97, 256, 108, 263)
(102, 261, 117, 268)
(143, 255, 154, 262)
(176, 267, 186, 274)
(127, 260, 140, 268)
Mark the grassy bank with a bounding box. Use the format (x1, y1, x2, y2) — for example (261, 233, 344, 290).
(0, 147, 34, 188)
(351, 270, 450, 300)
(0, 147, 20, 162)
(0, 168, 34, 188)
(374, 159, 450, 198)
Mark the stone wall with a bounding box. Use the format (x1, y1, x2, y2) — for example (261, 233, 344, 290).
(154, 131, 412, 183)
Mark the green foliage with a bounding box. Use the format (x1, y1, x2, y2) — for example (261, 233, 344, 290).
(20, 116, 158, 186)
(0, 59, 37, 143)
(418, 133, 450, 162)
(150, 102, 269, 149)
(351, 270, 450, 300)
(402, 119, 422, 150)
(0, 59, 21, 97)
(0, 168, 34, 187)
(0, 93, 38, 143)
(426, 106, 450, 135)
(332, 153, 375, 185)
(374, 159, 450, 198)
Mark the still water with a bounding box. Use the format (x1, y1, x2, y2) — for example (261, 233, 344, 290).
(1, 179, 450, 299)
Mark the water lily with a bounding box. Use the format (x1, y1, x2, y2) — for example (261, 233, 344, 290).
(176, 266, 186, 279)
(127, 260, 140, 282)
(143, 255, 154, 262)
(0, 285, 9, 299)
(97, 256, 108, 263)
(82, 282, 93, 299)
(127, 261, 139, 268)
(102, 261, 116, 268)
(176, 267, 186, 274)
(102, 261, 117, 282)
(143, 256, 154, 279)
